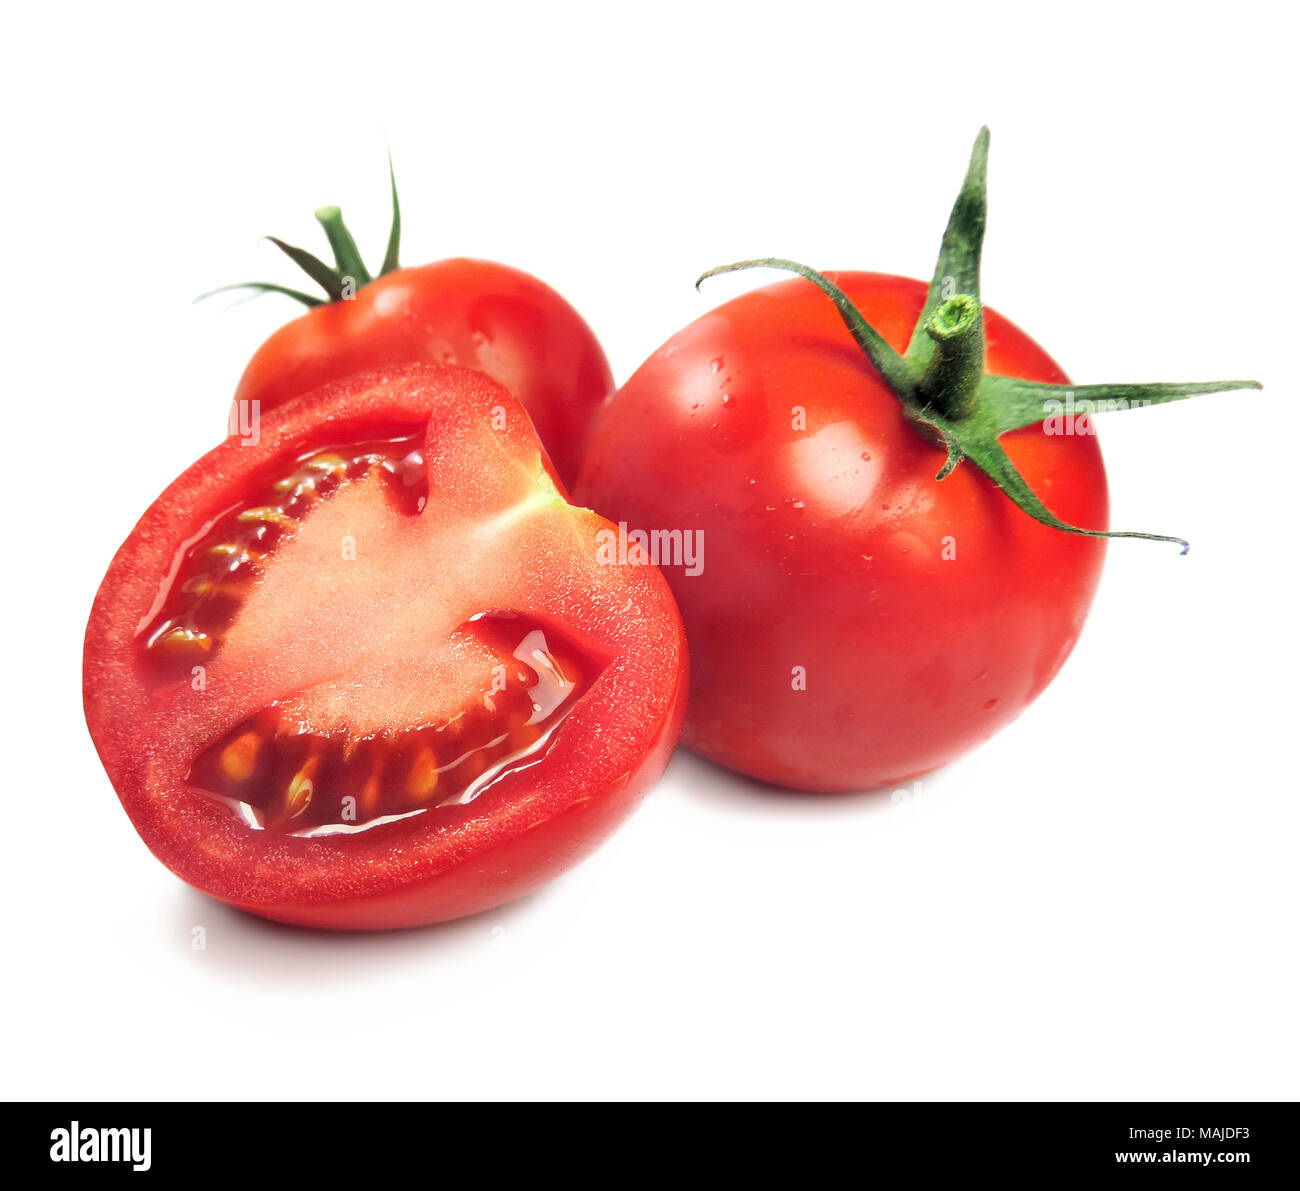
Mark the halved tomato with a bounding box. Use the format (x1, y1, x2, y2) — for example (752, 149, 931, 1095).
(84, 364, 686, 929)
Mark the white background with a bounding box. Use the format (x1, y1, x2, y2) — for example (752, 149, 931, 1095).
(2, 1, 1295, 1100)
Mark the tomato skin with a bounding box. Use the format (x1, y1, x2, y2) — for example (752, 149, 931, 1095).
(576, 272, 1108, 792)
(86, 364, 686, 929)
(232, 259, 613, 487)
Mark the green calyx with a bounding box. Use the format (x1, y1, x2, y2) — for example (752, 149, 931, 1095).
(198, 155, 403, 308)
(697, 128, 1261, 552)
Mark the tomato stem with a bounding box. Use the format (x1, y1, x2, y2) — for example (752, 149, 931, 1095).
(315, 206, 372, 287)
(918, 293, 983, 420)
(199, 157, 406, 308)
(696, 128, 1261, 551)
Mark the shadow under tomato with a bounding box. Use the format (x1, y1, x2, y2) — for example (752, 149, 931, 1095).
(667, 746, 938, 814)
(171, 877, 549, 985)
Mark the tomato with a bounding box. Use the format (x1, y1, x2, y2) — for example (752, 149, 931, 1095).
(232, 259, 612, 487)
(84, 364, 686, 928)
(215, 175, 612, 487)
(577, 272, 1102, 789)
(575, 130, 1256, 792)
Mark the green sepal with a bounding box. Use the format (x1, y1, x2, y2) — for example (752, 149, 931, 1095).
(265, 237, 346, 302)
(981, 376, 1262, 436)
(198, 157, 405, 306)
(696, 259, 914, 396)
(909, 403, 1194, 552)
(193, 282, 324, 308)
(380, 152, 401, 275)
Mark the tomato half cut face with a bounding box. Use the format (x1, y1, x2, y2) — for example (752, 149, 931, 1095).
(84, 364, 686, 929)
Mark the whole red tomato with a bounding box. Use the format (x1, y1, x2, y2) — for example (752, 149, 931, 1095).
(215, 171, 611, 486)
(579, 272, 1102, 789)
(576, 131, 1256, 791)
(85, 365, 685, 928)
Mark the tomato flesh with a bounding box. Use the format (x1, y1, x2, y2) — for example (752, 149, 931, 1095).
(86, 364, 686, 929)
(141, 426, 428, 677)
(188, 611, 597, 836)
